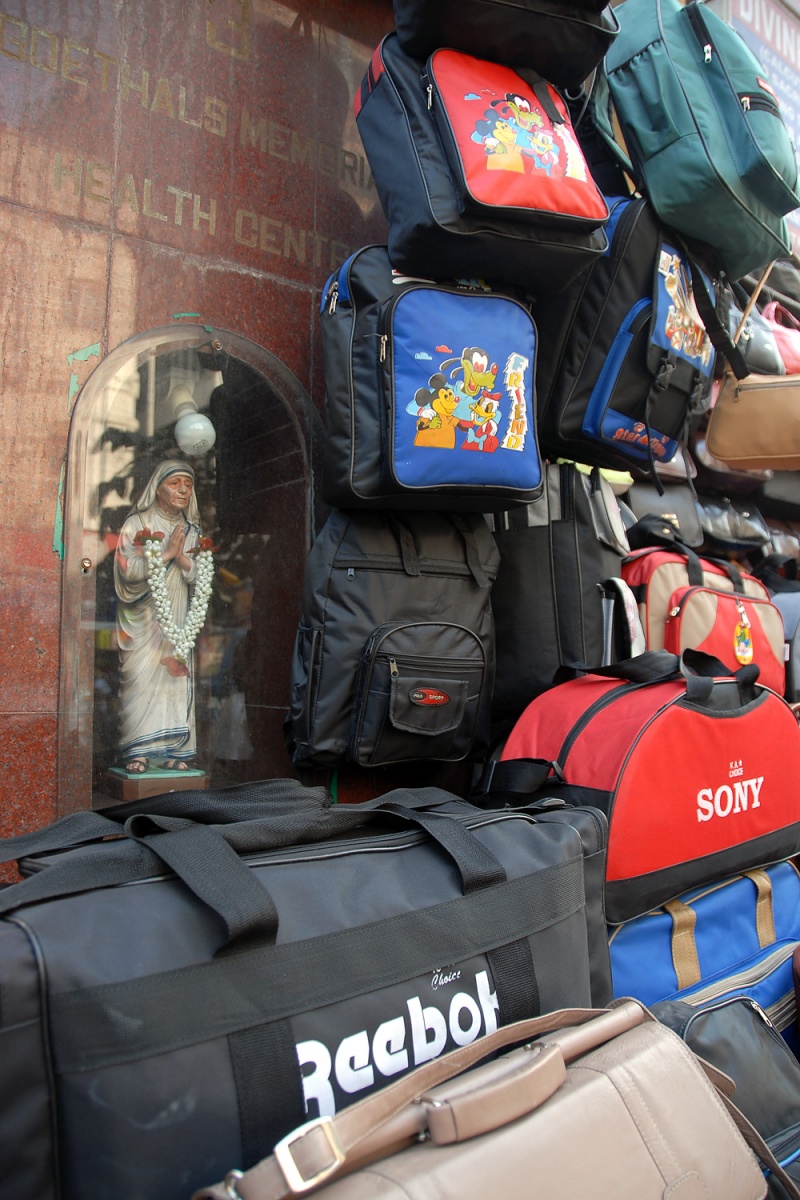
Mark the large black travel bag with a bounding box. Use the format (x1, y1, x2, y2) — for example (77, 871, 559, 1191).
(488, 461, 640, 729)
(354, 34, 609, 292)
(0, 780, 610, 1200)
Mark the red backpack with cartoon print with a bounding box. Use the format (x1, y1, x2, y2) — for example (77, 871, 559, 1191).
(354, 34, 609, 292)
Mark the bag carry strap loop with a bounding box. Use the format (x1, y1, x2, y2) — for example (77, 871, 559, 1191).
(189, 1001, 648, 1200)
(666, 867, 775, 993)
(451, 514, 491, 588)
(664, 898, 701, 991)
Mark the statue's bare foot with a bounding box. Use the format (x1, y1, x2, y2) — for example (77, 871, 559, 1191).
(162, 759, 190, 771)
(125, 758, 148, 774)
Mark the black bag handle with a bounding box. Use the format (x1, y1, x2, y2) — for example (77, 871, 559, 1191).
(0, 789, 508, 953)
(685, 256, 750, 380)
(474, 650, 760, 802)
(0, 776, 336, 862)
(387, 515, 491, 589)
(627, 521, 747, 592)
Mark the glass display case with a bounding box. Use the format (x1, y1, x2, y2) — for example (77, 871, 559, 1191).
(59, 324, 324, 810)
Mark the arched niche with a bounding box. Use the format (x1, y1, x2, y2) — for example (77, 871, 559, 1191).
(58, 325, 325, 814)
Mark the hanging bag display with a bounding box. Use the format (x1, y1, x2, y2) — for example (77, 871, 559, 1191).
(392, 0, 620, 89)
(319, 245, 543, 511)
(603, 0, 800, 280)
(474, 649, 800, 922)
(354, 36, 609, 291)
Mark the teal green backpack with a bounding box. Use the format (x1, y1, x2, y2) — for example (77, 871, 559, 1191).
(600, 0, 799, 281)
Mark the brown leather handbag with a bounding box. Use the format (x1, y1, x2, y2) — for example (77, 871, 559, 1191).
(707, 262, 800, 471)
(192, 1001, 782, 1200)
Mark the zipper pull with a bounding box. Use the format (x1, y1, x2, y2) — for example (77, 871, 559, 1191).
(426, 82, 433, 110)
(703, 42, 712, 62)
(741, 95, 751, 111)
(347, 567, 355, 580)
(736, 597, 751, 626)
(327, 281, 339, 314)
(379, 334, 387, 362)
(747, 998, 774, 1028)
(668, 605, 681, 618)
(389, 657, 399, 678)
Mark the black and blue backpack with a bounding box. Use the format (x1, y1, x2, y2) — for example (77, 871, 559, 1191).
(319, 244, 544, 512)
(532, 195, 718, 481)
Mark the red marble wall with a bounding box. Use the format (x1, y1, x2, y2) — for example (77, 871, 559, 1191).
(0, 0, 396, 852)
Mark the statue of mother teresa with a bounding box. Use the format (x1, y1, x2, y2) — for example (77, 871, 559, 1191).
(113, 460, 203, 774)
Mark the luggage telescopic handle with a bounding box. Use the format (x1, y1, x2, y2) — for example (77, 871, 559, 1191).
(0, 787, 508, 953)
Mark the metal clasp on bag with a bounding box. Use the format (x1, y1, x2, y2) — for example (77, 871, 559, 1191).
(224, 1171, 245, 1199)
(273, 1116, 346, 1194)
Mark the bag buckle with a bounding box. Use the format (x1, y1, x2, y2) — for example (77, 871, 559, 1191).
(274, 1116, 346, 1193)
(653, 358, 676, 390)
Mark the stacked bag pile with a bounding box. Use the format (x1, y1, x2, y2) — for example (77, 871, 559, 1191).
(287, 0, 800, 1189)
(6, 1, 800, 1198)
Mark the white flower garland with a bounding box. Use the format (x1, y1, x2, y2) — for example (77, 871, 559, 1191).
(143, 538, 215, 665)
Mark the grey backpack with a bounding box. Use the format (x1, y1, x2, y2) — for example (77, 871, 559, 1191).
(286, 508, 500, 768)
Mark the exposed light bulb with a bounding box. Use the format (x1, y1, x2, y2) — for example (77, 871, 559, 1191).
(175, 409, 216, 455)
(167, 383, 216, 455)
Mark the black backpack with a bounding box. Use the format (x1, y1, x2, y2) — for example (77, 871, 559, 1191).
(533, 194, 717, 480)
(285, 508, 500, 769)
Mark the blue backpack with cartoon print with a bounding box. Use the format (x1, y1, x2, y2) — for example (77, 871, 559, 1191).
(319, 244, 544, 512)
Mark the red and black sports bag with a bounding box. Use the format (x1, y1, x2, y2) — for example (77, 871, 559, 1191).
(473, 650, 800, 922)
(621, 520, 786, 695)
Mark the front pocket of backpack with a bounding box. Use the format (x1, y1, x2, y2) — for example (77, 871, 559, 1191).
(581, 301, 678, 464)
(350, 621, 487, 765)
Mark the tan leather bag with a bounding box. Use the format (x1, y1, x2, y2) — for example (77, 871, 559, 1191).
(706, 260, 800, 471)
(706, 370, 800, 470)
(192, 1001, 780, 1200)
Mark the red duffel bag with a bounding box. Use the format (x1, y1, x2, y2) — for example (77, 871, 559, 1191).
(473, 650, 800, 923)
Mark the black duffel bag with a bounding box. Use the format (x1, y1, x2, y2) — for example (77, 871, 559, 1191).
(0, 779, 610, 1200)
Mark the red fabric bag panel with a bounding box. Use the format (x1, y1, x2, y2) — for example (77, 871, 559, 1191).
(427, 49, 609, 227)
(663, 586, 786, 695)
